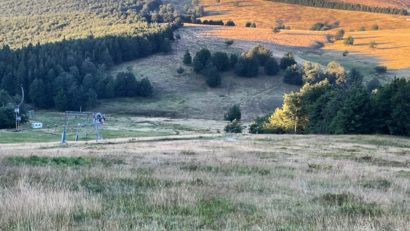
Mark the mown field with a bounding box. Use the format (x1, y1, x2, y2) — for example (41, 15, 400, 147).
(0, 111, 226, 144)
(198, 0, 410, 70)
(0, 134, 409, 230)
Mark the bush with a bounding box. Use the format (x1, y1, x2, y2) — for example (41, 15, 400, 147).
(246, 45, 272, 66)
(280, 52, 297, 70)
(264, 57, 280, 76)
(205, 66, 222, 88)
(225, 40, 234, 46)
(369, 41, 377, 48)
(225, 19, 235, 26)
(283, 65, 303, 86)
(177, 66, 185, 74)
(229, 53, 239, 68)
(0, 107, 15, 129)
(374, 66, 387, 74)
(224, 104, 241, 122)
(234, 56, 259, 77)
(224, 120, 242, 133)
(138, 78, 153, 97)
(335, 29, 345, 40)
(211, 52, 230, 72)
(371, 24, 379, 30)
(344, 36, 354, 45)
(245, 22, 256, 28)
(310, 21, 338, 31)
(359, 26, 366, 31)
(193, 48, 211, 73)
(183, 50, 192, 65)
(367, 78, 381, 91)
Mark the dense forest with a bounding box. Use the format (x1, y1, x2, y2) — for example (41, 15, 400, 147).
(250, 63, 410, 136)
(0, 0, 181, 118)
(269, 0, 409, 15)
(0, 0, 179, 48)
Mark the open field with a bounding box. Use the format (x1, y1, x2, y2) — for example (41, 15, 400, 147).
(325, 29, 410, 69)
(0, 134, 409, 230)
(0, 111, 227, 144)
(198, 0, 410, 70)
(200, 0, 410, 31)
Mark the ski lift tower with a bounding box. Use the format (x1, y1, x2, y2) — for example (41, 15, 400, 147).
(14, 86, 24, 131)
(60, 111, 105, 144)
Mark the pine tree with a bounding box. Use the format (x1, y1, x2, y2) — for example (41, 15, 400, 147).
(183, 50, 192, 65)
(264, 57, 279, 76)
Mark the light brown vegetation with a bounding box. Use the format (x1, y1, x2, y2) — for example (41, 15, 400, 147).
(0, 134, 409, 230)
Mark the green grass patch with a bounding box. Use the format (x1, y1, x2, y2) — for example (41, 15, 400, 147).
(307, 163, 333, 171)
(361, 178, 392, 190)
(397, 170, 410, 179)
(3, 155, 124, 167)
(316, 192, 383, 217)
(180, 164, 271, 176)
(80, 176, 172, 193)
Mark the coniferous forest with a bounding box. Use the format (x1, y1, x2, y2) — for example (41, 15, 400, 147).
(269, 0, 408, 15)
(0, 0, 180, 113)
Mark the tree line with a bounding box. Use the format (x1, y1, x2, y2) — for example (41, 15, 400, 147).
(269, 0, 408, 15)
(0, 24, 175, 113)
(250, 62, 410, 136)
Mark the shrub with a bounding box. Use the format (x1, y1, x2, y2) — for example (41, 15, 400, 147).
(245, 22, 256, 28)
(359, 26, 366, 31)
(211, 52, 230, 72)
(225, 19, 235, 26)
(0, 107, 15, 129)
(183, 50, 192, 65)
(225, 40, 234, 46)
(224, 120, 243, 133)
(371, 24, 379, 30)
(224, 104, 241, 122)
(283, 65, 303, 86)
(245, 45, 272, 66)
(138, 78, 153, 97)
(369, 41, 377, 48)
(280, 52, 297, 70)
(229, 53, 239, 68)
(342, 50, 349, 56)
(234, 56, 259, 77)
(374, 66, 387, 74)
(344, 36, 354, 45)
(177, 66, 185, 74)
(367, 78, 381, 91)
(193, 48, 211, 73)
(264, 57, 280, 76)
(205, 66, 222, 88)
(335, 29, 345, 40)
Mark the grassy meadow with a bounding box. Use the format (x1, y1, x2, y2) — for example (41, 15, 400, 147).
(0, 134, 409, 230)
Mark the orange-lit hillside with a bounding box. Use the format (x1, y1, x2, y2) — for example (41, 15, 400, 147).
(198, 0, 410, 68)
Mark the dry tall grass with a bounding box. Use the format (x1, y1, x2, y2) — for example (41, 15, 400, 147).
(0, 134, 409, 230)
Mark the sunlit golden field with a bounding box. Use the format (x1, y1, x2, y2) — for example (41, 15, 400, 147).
(198, 0, 410, 69)
(184, 24, 327, 47)
(326, 29, 410, 69)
